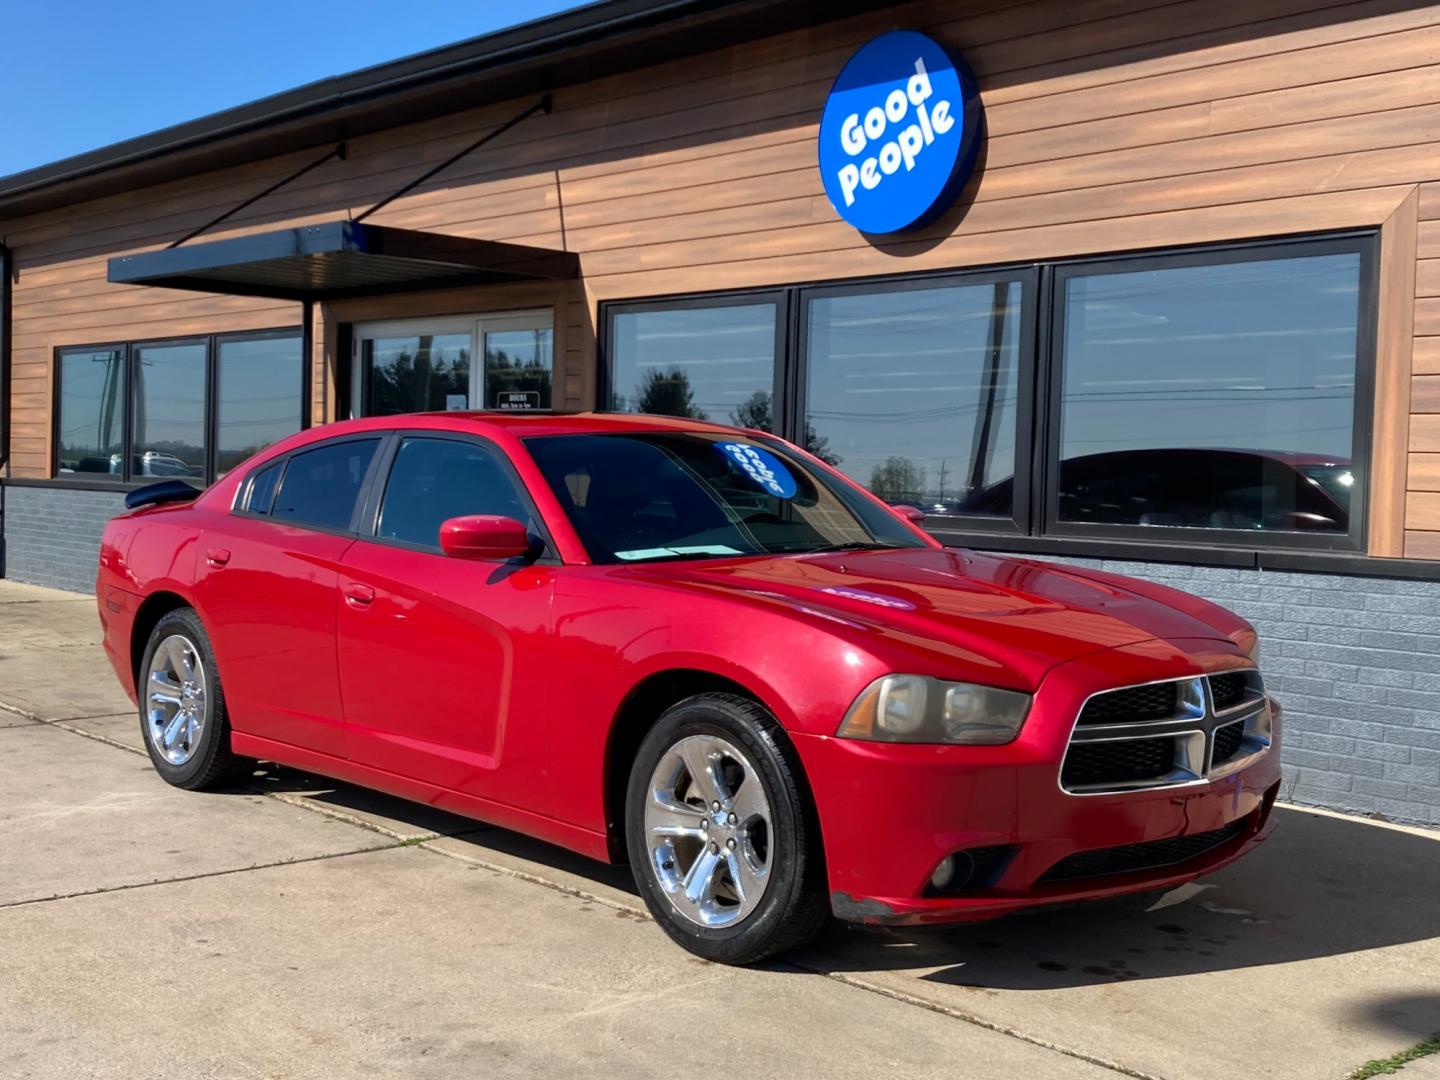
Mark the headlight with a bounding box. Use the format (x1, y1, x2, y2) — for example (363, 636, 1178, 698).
(836, 674, 1031, 745)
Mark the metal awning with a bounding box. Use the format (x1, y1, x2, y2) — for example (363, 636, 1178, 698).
(107, 221, 579, 301)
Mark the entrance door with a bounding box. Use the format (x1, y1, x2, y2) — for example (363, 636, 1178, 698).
(353, 310, 554, 416)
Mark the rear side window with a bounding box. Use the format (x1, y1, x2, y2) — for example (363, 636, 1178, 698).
(272, 438, 381, 532)
(377, 437, 529, 549)
(241, 461, 282, 514)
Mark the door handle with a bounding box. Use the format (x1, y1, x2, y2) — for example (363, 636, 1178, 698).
(343, 582, 376, 608)
(205, 548, 231, 568)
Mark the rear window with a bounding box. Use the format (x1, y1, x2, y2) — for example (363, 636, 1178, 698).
(271, 438, 381, 532)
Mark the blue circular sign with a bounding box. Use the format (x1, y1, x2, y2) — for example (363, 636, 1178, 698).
(818, 30, 983, 236)
(716, 442, 798, 499)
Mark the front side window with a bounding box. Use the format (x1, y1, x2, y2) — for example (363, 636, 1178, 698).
(377, 437, 529, 549)
(524, 431, 925, 564)
(804, 278, 1026, 523)
(56, 347, 126, 476)
(607, 301, 779, 428)
(53, 329, 303, 484)
(271, 438, 381, 532)
(1053, 248, 1365, 539)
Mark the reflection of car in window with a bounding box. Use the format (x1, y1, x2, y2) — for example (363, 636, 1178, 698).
(961, 449, 1351, 532)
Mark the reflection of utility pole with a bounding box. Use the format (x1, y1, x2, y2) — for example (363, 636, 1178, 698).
(969, 281, 1010, 496)
(95, 353, 121, 458)
(935, 458, 949, 504)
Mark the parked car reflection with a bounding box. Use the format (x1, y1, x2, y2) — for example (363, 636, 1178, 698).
(954, 448, 1352, 532)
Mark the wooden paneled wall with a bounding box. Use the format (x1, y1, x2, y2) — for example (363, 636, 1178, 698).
(3, 0, 1438, 556)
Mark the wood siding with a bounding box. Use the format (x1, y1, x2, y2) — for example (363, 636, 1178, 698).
(3, 0, 1439, 556)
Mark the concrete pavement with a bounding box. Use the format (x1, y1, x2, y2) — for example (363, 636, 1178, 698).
(2, 579, 1438, 1079)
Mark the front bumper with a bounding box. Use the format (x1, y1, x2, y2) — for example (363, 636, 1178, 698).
(793, 638, 1283, 925)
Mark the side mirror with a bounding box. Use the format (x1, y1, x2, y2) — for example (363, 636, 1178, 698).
(439, 515, 535, 561)
(894, 504, 926, 525)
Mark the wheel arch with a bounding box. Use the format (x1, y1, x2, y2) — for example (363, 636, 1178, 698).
(130, 590, 195, 685)
(602, 667, 802, 863)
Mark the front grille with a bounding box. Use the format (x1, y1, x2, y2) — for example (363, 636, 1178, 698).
(1078, 682, 1178, 725)
(1061, 738, 1175, 788)
(1036, 819, 1249, 884)
(1209, 672, 1249, 711)
(1212, 720, 1245, 765)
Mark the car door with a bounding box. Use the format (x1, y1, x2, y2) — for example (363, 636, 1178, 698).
(336, 433, 557, 812)
(194, 434, 385, 758)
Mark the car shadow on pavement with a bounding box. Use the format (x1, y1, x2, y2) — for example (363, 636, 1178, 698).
(790, 807, 1440, 992)
(240, 762, 641, 896)
(1361, 993, 1440, 1043)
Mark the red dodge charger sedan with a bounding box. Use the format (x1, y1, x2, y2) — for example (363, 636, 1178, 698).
(98, 412, 1281, 963)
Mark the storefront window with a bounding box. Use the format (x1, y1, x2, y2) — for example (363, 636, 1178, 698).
(52, 328, 305, 485)
(56, 347, 126, 476)
(607, 301, 778, 428)
(216, 332, 304, 476)
(804, 279, 1024, 519)
(363, 333, 470, 415)
(1053, 249, 1365, 538)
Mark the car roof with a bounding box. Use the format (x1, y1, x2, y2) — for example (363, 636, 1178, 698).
(311, 411, 761, 440)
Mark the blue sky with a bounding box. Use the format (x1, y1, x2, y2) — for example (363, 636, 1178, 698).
(1, 0, 586, 179)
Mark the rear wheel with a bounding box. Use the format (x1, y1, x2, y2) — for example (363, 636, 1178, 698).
(625, 693, 827, 964)
(138, 607, 243, 790)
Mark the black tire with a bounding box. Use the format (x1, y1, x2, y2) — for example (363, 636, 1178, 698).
(137, 607, 244, 790)
(625, 693, 828, 964)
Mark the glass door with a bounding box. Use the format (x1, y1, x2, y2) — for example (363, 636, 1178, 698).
(353, 310, 553, 416)
(479, 310, 553, 411)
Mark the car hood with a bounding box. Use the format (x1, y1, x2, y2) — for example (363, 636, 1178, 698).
(628, 547, 1239, 687)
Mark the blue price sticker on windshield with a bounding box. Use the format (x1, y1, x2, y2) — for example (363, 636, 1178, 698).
(716, 442, 798, 499)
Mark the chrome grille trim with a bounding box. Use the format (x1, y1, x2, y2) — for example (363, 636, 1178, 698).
(1059, 669, 1271, 796)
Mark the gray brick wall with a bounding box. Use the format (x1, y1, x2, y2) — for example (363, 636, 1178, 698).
(1, 484, 126, 594)
(1023, 554, 1440, 830)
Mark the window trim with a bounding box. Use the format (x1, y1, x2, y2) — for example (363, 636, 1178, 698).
(52, 325, 305, 488)
(597, 229, 1379, 557)
(1040, 235, 1376, 554)
(599, 289, 791, 431)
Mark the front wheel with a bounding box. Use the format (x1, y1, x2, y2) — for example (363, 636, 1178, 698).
(625, 693, 827, 964)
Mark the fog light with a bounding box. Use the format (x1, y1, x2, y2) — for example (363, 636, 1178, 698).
(929, 855, 956, 891)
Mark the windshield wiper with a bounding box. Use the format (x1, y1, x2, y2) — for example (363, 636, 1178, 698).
(773, 541, 902, 554)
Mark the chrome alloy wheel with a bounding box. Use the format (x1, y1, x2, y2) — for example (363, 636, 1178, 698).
(145, 633, 208, 766)
(644, 733, 773, 929)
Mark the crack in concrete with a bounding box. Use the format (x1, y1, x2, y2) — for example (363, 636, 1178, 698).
(0, 842, 413, 910)
(789, 965, 1169, 1080)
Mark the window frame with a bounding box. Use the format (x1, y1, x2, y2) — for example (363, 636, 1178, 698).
(1039, 235, 1377, 554)
(51, 325, 305, 488)
(236, 432, 386, 538)
(599, 289, 791, 431)
(597, 229, 1379, 557)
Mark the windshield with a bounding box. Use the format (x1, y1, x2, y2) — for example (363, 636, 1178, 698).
(523, 431, 926, 564)
(1297, 463, 1356, 506)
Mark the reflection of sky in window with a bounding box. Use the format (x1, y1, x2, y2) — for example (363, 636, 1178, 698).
(1060, 254, 1360, 462)
(57, 349, 124, 463)
(610, 305, 775, 422)
(134, 342, 207, 472)
(806, 283, 1021, 502)
(217, 335, 302, 472)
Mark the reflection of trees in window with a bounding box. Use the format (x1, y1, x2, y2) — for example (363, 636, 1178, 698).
(869, 456, 927, 505)
(368, 339, 470, 414)
(731, 391, 842, 467)
(486, 344, 552, 407)
(636, 366, 707, 419)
